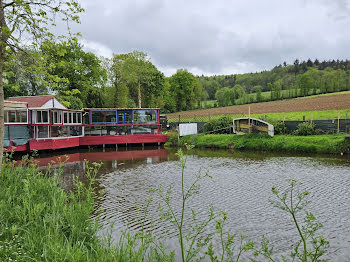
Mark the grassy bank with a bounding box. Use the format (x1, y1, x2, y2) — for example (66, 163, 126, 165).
(180, 134, 350, 154)
(0, 159, 169, 261)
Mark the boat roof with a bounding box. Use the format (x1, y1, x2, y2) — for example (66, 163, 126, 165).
(233, 117, 272, 126)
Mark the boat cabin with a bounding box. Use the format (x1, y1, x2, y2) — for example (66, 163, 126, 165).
(3, 96, 167, 152)
(83, 108, 161, 136)
(233, 117, 274, 137)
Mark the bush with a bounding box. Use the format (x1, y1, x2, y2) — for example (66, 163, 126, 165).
(203, 116, 233, 134)
(293, 122, 320, 136)
(271, 121, 286, 135)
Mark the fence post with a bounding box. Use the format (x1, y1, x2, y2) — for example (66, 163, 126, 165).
(178, 114, 181, 123)
(303, 115, 306, 121)
(248, 106, 251, 133)
(337, 112, 340, 134)
(310, 113, 313, 124)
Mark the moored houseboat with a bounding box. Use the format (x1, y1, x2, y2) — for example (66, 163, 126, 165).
(3, 96, 167, 152)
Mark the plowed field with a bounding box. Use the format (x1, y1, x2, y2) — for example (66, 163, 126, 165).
(168, 93, 350, 118)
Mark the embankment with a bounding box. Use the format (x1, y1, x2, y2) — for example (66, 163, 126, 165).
(180, 134, 350, 154)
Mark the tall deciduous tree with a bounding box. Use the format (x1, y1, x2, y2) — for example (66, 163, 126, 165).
(0, 0, 84, 172)
(169, 69, 201, 111)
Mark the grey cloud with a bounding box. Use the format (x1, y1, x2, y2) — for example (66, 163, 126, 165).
(68, 0, 350, 76)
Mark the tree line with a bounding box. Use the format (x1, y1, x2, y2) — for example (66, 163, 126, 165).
(199, 59, 350, 107)
(4, 39, 202, 113)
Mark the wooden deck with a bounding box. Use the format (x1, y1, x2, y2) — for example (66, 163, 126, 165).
(4, 134, 168, 152)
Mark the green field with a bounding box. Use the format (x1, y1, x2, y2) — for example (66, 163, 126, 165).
(253, 109, 350, 121)
(168, 109, 350, 123)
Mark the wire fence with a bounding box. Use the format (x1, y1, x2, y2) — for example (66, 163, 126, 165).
(167, 113, 245, 123)
(165, 110, 350, 134)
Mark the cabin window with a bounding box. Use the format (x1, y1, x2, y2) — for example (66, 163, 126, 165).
(36, 110, 49, 124)
(69, 126, 82, 136)
(91, 111, 116, 124)
(133, 110, 157, 123)
(83, 113, 89, 124)
(52, 111, 62, 124)
(92, 111, 105, 123)
(37, 126, 49, 138)
(63, 112, 69, 124)
(51, 126, 68, 137)
(4, 109, 27, 123)
(118, 110, 132, 124)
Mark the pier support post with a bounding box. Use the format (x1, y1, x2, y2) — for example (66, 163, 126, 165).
(158, 142, 160, 149)
(142, 143, 144, 150)
(116, 144, 118, 151)
(103, 144, 105, 152)
(126, 143, 128, 150)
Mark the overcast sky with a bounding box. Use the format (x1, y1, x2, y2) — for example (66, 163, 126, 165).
(67, 0, 350, 76)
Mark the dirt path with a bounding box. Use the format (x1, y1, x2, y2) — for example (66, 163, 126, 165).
(167, 93, 350, 118)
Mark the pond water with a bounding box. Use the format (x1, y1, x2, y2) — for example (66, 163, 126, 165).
(33, 146, 350, 261)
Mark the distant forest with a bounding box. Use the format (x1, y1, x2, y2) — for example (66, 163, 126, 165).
(198, 59, 350, 108)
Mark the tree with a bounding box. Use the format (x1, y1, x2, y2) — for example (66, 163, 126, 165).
(42, 39, 107, 107)
(169, 69, 200, 111)
(111, 51, 165, 108)
(0, 0, 84, 172)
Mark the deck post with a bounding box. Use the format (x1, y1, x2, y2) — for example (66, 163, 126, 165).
(126, 143, 128, 150)
(142, 143, 144, 150)
(103, 144, 105, 152)
(158, 142, 160, 149)
(116, 144, 118, 151)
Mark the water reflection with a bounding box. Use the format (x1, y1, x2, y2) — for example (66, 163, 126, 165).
(34, 148, 350, 261)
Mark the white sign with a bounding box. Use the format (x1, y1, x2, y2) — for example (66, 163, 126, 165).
(179, 123, 198, 137)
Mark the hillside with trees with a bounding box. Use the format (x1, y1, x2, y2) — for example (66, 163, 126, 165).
(198, 59, 350, 108)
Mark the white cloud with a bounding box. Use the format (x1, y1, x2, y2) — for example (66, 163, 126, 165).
(80, 39, 113, 58)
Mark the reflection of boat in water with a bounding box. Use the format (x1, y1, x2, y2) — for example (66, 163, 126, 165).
(233, 117, 274, 136)
(28, 148, 169, 167)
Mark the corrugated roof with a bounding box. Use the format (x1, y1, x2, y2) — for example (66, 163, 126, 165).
(6, 95, 54, 108)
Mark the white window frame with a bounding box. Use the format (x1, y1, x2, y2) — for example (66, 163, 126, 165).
(35, 110, 49, 124)
(4, 109, 28, 124)
(52, 110, 62, 124)
(63, 111, 69, 125)
(36, 126, 50, 139)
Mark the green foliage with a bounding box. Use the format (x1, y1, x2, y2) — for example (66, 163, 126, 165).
(197, 60, 350, 109)
(251, 180, 329, 262)
(110, 51, 165, 108)
(294, 122, 319, 136)
(181, 133, 348, 153)
(203, 116, 233, 134)
(42, 39, 107, 106)
(169, 69, 202, 111)
(215, 87, 235, 107)
(271, 121, 287, 135)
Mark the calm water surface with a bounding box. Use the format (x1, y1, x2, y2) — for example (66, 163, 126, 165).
(34, 147, 350, 261)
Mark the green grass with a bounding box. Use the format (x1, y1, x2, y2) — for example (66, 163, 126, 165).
(181, 133, 350, 154)
(253, 109, 350, 121)
(0, 157, 170, 262)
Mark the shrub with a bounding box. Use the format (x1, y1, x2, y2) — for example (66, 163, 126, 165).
(203, 116, 233, 134)
(293, 122, 320, 136)
(271, 121, 286, 135)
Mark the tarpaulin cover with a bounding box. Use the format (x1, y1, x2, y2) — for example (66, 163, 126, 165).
(9, 125, 30, 146)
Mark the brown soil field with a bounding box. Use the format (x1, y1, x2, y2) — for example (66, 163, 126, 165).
(167, 93, 350, 118)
